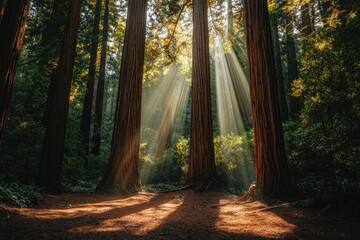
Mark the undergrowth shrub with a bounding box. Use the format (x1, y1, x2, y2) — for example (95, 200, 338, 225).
(139, 131, 255, 194)
(284, 121, 360, 193)
(0, 182, 41, 207)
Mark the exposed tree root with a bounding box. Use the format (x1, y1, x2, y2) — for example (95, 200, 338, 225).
(241, 203, 290, 214)
(208, 184, 257, 208)
(240, 191, 360, 214)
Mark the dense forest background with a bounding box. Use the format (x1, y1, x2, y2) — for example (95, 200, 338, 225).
(0, 0, 359, 206)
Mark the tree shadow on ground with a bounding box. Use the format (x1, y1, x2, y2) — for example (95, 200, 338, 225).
(0, 192, 173, 240)
(2, 191, 358, 239)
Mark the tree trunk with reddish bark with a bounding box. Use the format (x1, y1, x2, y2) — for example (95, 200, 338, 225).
(92, 0, 109, 156)
(285, 9, 301, 119)
(41, 0, 68, 126)
(270, 10, 289, 122)
(244, 0, 290, 198)
(38, 0, 83, 194)
(301, 1, 313, 36)
(0, 0, 31, 141)
(97, 0, 147, 194)
(80, 0, 102, 166)
(186, 0, 216, 191)
(0, 0, 6, 23)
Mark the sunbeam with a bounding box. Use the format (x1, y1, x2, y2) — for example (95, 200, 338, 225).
(140, 64, 190, 185)
(214, 37, 255, 191)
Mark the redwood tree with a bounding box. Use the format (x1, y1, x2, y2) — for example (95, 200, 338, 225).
(97, 0, 147, 194)
(186, 0, 216, 191)
(244, 0, 289, 197)
(270, 3, 289, 122)
(41, 0, 68, 126)
(300, 0, 313, 36)
(0, 0, 5, 22)
(92, 0, 110, 156)
(80, 0, 102, 166)
(0, 0, 31, 140)
(38, 0, 83, 194)
(285, 6, 301, 119)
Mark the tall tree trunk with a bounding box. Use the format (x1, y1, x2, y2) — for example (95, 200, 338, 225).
(80, 0, 102, 166)
(285, 10, 301, 119)
(40, 0, 68, 66)
(103, 79, 108, 114)
(97, 0, 147, 194)
(300, 1, 313, 36)
(318, 0, 331, 21)
(270, 10, 289, 121)
(187, 0, 216, 191)
(92, 0, 109, 156)
(227, 0, 234, 35)
(310, 0, 316, 31)
(0, 0, 31, 141)
(110, 80, 116, 116)
(244, 0, 289, 198)
(0, 0, 6, 23)
(38, 0, 83, 194)
(41, 0, 68, 126)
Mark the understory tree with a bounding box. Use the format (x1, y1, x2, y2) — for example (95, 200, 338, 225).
(79, 0, 102, 166)
(39, 0, 83, 194)
(92, 0, 110, 156)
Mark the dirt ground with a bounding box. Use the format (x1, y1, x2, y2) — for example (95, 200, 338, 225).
(0, 190, 359, 239)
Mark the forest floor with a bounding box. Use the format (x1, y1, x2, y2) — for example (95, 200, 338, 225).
(0, 190, 359, 240)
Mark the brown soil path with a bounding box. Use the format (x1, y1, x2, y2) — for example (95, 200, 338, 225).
(0, 190, 359, 239)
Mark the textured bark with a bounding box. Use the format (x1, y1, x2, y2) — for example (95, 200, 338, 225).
(40, 0, 68, 63)
(0, 0, 5, 23)
(92, 0, 109, 156)
(38, 0, 83, 194)
(0, 0, 31, 141)
(186, 0, 216, 191)
(97, 0, 147, 194)
(41, 0, 68, 126)
(80, 0, 102, 165)
(270, 12, 289, 121)
(285, 11, 301, 119)
(244, 0, 289, 198)
(300, 1, 313, 36)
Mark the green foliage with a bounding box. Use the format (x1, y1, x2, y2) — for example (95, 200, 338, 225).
(283, 4, 360, 194)
(140, 132, 187, 185)
(140, 132, 255, 194)
(284, 121, 360, 193)
(0, 182, 41, 207)
(142, 182, 183, 192)
(214, 132, 255, 192)
(62, 179, 98, 193)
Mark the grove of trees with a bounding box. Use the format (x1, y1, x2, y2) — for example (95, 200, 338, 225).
(0, 0, 359, 202)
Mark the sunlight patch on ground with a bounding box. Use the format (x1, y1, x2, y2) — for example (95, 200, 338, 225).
(9, 193, 157, 219)
(68, 197, 184, 235)
(215, 201, 296, 238)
